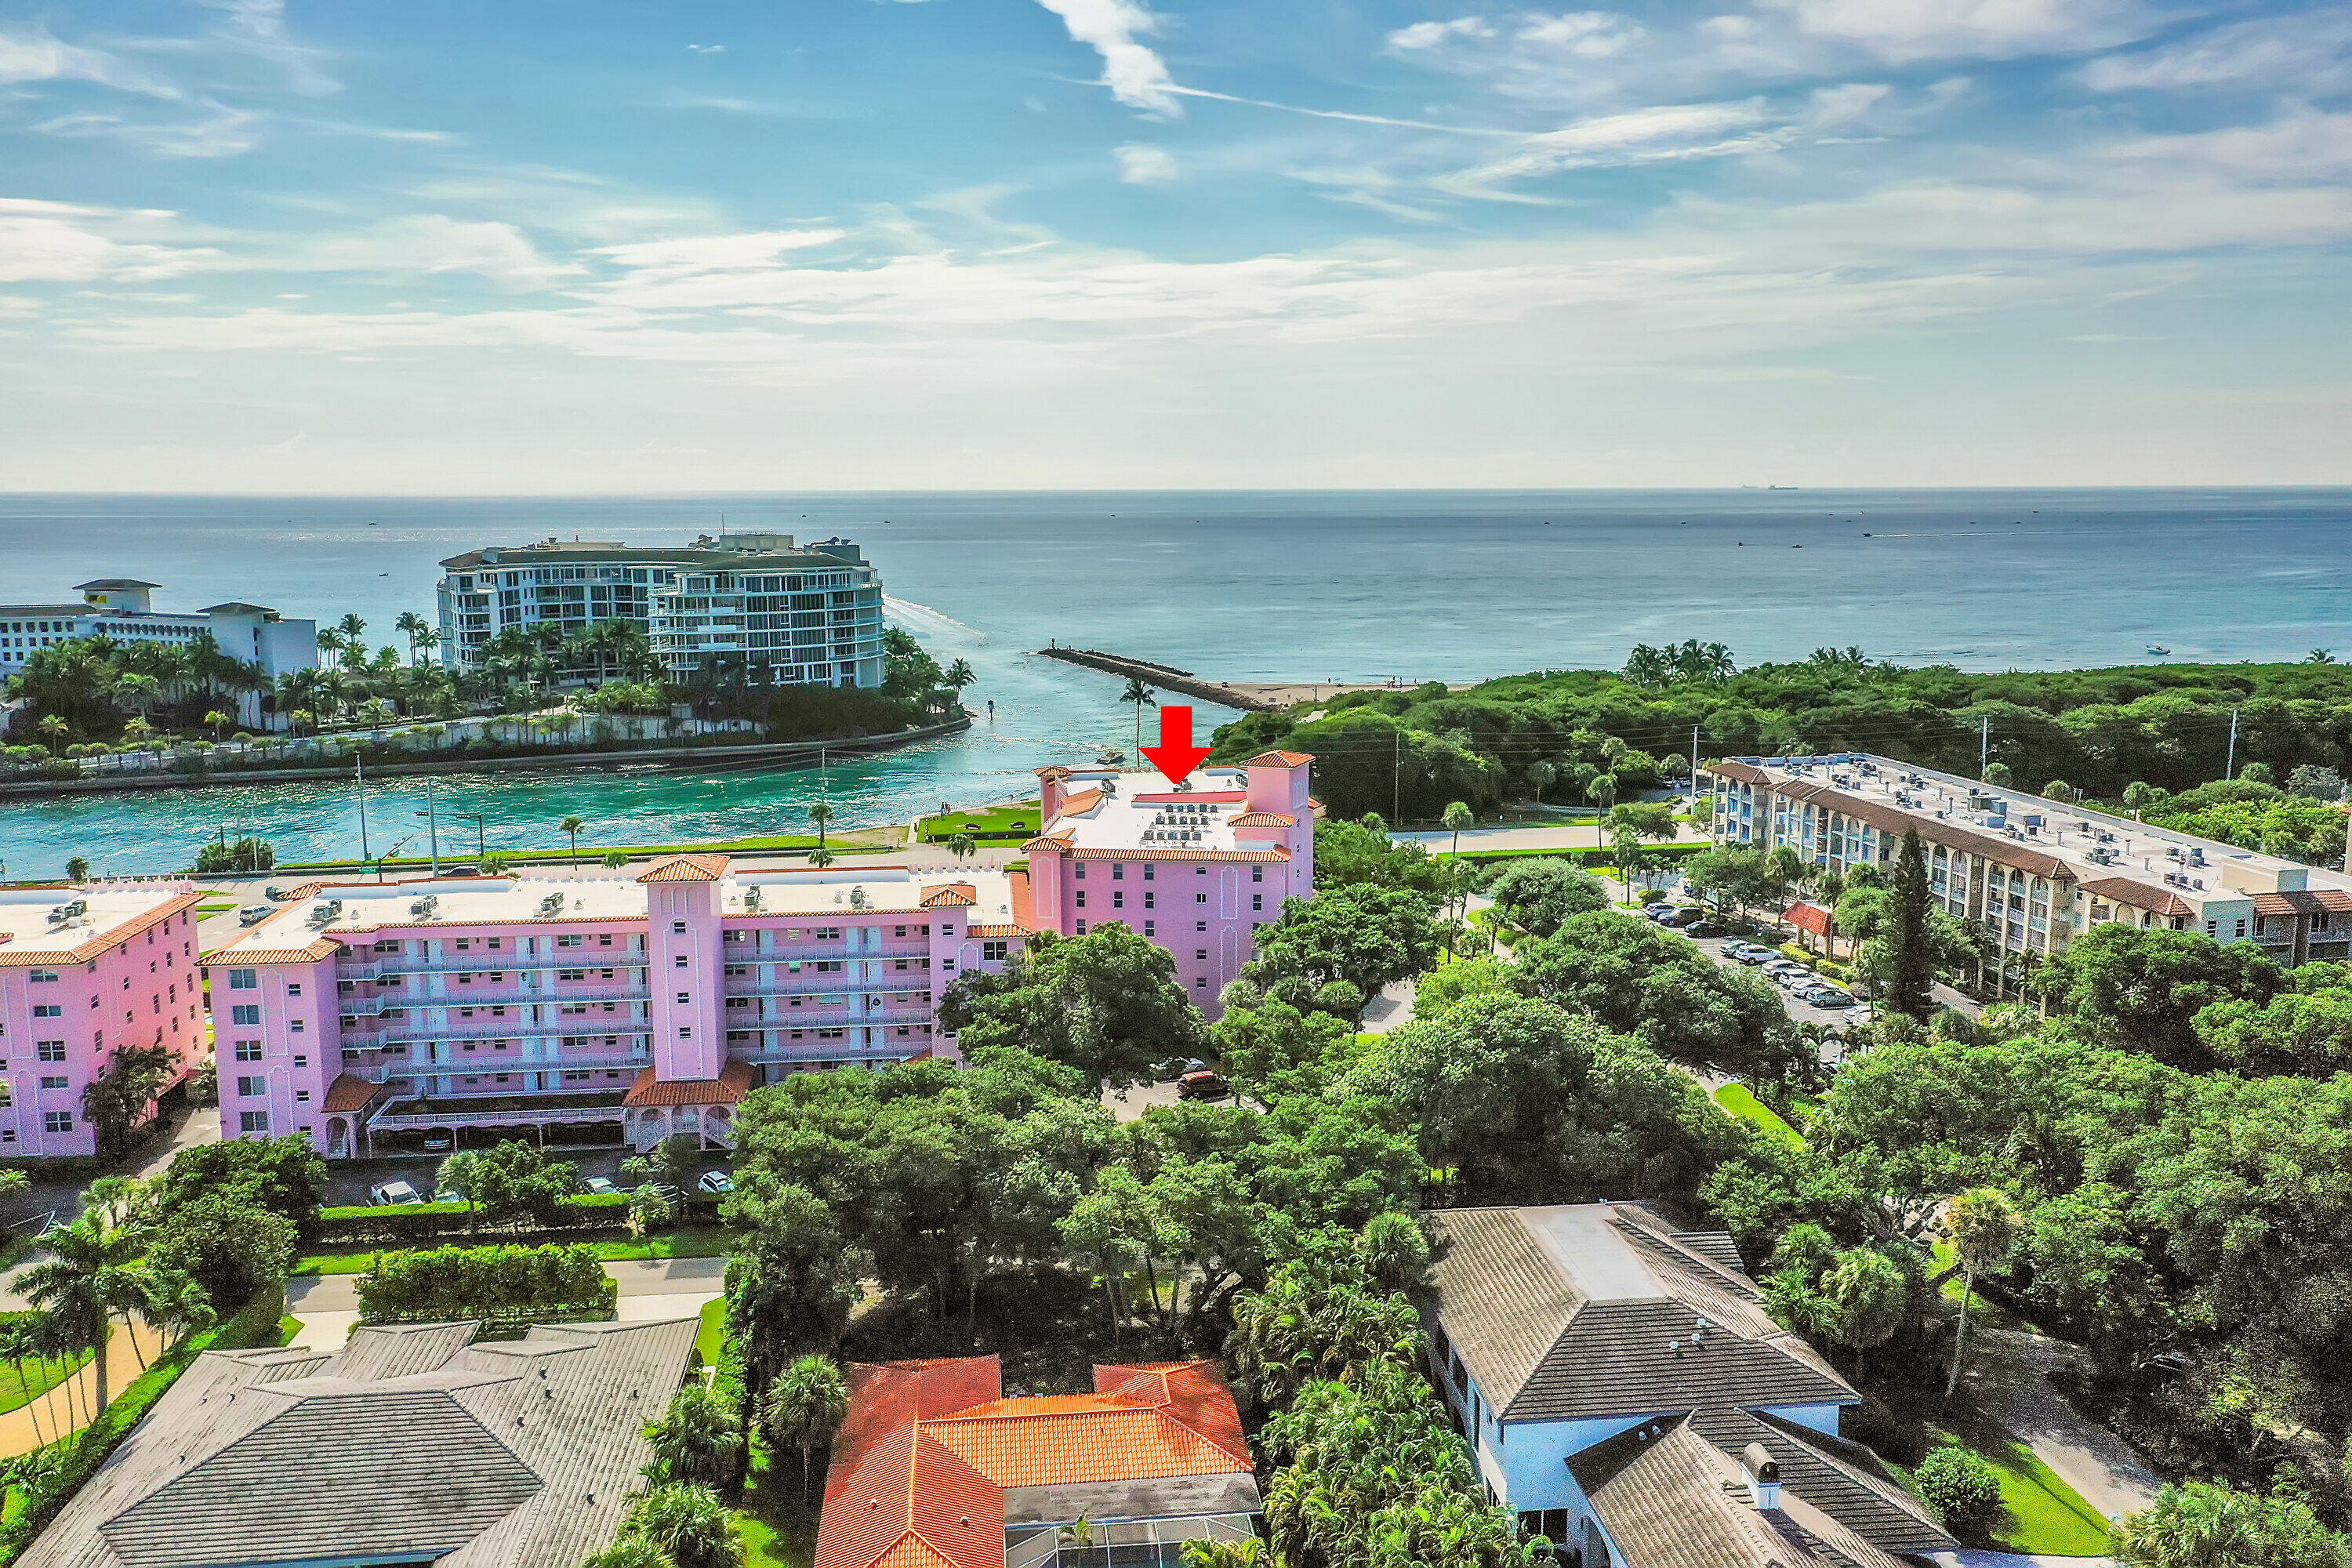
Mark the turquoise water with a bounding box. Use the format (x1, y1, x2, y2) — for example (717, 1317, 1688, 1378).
(2, 488, 2347, 877)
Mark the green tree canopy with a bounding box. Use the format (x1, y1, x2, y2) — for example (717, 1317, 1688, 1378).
(940, 925, 1203, 1090)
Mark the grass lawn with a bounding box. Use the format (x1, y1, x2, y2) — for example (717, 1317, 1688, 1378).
(0, 1348, 90, 1414)
(739, 1439, 818, 1568)
(292, 1225, 730, 1276)
(1714, 1083, 1805, 1149)
(917, 800, 1043, 841)
(278, 1316, 302, 1345)
(1914, 1411, 2115, 1556)
(695, 1296, 728, 1367)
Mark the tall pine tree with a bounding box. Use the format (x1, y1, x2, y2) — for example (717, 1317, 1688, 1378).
(1889, 827, 1936, 1019)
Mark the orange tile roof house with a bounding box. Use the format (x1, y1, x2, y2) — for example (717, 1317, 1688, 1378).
(815, 1356, 1260, 1568)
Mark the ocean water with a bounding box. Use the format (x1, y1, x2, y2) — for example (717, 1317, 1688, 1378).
(0, 488, 2347, 877)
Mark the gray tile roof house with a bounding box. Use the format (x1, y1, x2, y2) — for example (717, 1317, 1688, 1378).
(1421, 1203, 1951, 1568)
(17, 1318, 700, 1568)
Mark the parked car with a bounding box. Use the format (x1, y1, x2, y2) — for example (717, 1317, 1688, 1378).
(1804, 987, 1857, 1009)
(263, 886, 289, 902)
(695, 1170, 735, 1196)
(1152, 1055, 1208, 1082)
(1659, 907, 1705, 929)
(1642, 903, 1677, 923)
(582, 1176, 618, 1196)
(238, 904, 274, 926)
(443, 866, 482, 879)
(369, 1180, 423, 1206)
(1726, 944, 1777, 964)
(422, 1134, 452, 1152)
(1177, 1069, 1230, 1101)
(1760, 958, 1807, 978)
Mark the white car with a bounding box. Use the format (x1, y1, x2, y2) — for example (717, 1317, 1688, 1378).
(696, 1170, 735, 1196)
(369, 1180, 423, 1206)
(582, 1176, 618, 1196)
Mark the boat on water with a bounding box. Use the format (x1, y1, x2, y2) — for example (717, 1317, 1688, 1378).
(1098, 749, 1126, 765)
(2147, 644, 2172, 656)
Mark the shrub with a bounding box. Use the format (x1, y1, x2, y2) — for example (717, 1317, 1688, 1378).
(314, 1191, 630, 1244)
(1915, 1442, 2002, 1530)
(356, 1242, 614, 1323)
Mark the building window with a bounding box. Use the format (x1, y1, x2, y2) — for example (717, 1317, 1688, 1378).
(1144, 921, 1155, 937)
(39, 1076, 67, 1091)
(1112, 892, 1123, 909)
(231, 1005, 260, 1025)
(982, 941, 1008, 962)
(238, 1112, 269, 1134)
(1252, 866, 1264, 883)
(44, 1112, 74, 1134)
(31, 1005, 60, 1019)
(228, 969, 258, 989)
(1076, 920, 1087, 935)
(234, 1040, 263, 1061)
(36, 1041, 66, 1063)
(1252, 894, 1263, 911)
(1075, 891, 1087, 909)
(677, 991, 691, 1005)
(27, 970, 56, 984)
(1196, 893, 1207, 904)
(1143, 891, 1155, 909)
(238, 1076, 265, 1096)
(1196, 921, 1207, 932)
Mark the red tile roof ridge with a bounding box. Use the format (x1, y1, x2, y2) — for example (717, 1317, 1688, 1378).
(637, 852, 731, 883)
(1243, 750, 1316, 767)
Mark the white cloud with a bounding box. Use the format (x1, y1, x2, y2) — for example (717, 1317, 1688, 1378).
(34, 100, 263, 158)
(1757, 0, 2155, 64)
(1807, 82, 1889, 128)
(2077, 10, 2352, 92)
(299, 216, 583, 288)
(686, 43, 726, 54)
(1114, 143, 1178, 183)
(0, 198, 213, 283)
(1388, 16, 1497, 51)
(1516, 13, 1641, 55)
(595, 230, 846, 277)
(1443, 100, 1779, 191)
(1034, 0, 1181, 116)
(194, 0, 338, 93)
(0, 28, 182, 97)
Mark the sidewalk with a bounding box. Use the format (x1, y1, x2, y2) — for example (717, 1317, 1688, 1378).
(0, 1317, 165, 1460)
(1970, 1327, 2161, 1524)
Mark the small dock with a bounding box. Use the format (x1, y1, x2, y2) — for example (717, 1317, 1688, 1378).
(1034, 647, 1279, 712)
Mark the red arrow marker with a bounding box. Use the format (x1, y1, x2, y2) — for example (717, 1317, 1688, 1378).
(1141, 706, 1212, 786)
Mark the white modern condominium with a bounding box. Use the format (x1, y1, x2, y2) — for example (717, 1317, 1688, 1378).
(435, 532, 886, 688)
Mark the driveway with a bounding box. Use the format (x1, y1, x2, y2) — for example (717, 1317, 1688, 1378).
(1969, 1328, 2161, 1526)
(287, 1254, 724, 1348)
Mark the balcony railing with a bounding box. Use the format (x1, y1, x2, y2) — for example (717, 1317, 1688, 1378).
(370, 1102, 630, 1130)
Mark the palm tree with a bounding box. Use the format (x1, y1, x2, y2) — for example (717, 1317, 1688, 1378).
(1120, 677, 1156, 757)
(603, 850, 631, 869)
(2310, 649, 2336, 665)
(643, 1382, 742, 1487)
(560, 815, 586, 863)
(1527, 760, 1556, 806)
(1585, 771, 1617, 814)
(18, 1207, 156, 1415)
(808, 801, 833, 851)
(395, 612, 433, 667)
(0, 1319, 50, 1449)
(622, 1483, 742, 1568)
(1441, 800, 1472, 856)
(66, 856, 90, 883)
(1944, 1187, 2021, 1396)
(942, 658, 976, 710)
(761, 1355, 849, 1497)
(1180, 1541, 1269, 1568)
(335, 612, 367, 650)
(37, 715, 69, 754)
(946, 833, 977, 865)
(808, 845, 835, 871)
(203, 710, 230, 741)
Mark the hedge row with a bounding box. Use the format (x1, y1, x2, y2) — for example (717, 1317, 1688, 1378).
(315, 1191, 633, 1243)
(1448, 843, 1712, 867)
(0, 1286, 286, 1566)
(358, 1243, 614, 1323)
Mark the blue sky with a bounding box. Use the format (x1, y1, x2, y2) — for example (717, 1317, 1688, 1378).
(2, 0, 2348, 489)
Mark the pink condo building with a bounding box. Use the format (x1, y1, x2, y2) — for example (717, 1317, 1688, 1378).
(0, 882, 207, 1158)
(1023, 750, 1317, 1018)
(196, 750, 1318, 1160)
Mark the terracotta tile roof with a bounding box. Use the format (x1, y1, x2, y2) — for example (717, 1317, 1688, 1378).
(320, 1074, 380, 1113)
(920, 884, 978, 909)
(1243, 750, 1316, 767)
(622, 1058, 755, 1106)
(198, 935, 341, 966)
(0, 892, 204, 968)
(1784, 902, 1832, 938)
(1005, 869, 1033, 931)
(815, 1358, 1253, 1568)
(637, 854, 731, 884)
(1052, 789, 1104, 817)
(1018, 834, 1074, 855)
(2253, 889, 2352, 916)
(1228, 812, 1296, 828)
(2080, 876, 2195, 917)
(1034, 766, 1073, 779)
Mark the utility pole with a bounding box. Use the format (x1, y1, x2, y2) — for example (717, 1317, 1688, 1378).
(2226, 708, 2240, 780)
(1980, 717, 1991, 779)
(354, 754, 369, 862)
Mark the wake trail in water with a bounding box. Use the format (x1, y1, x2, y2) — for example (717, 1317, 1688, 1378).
(885, 595, 988, 641)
